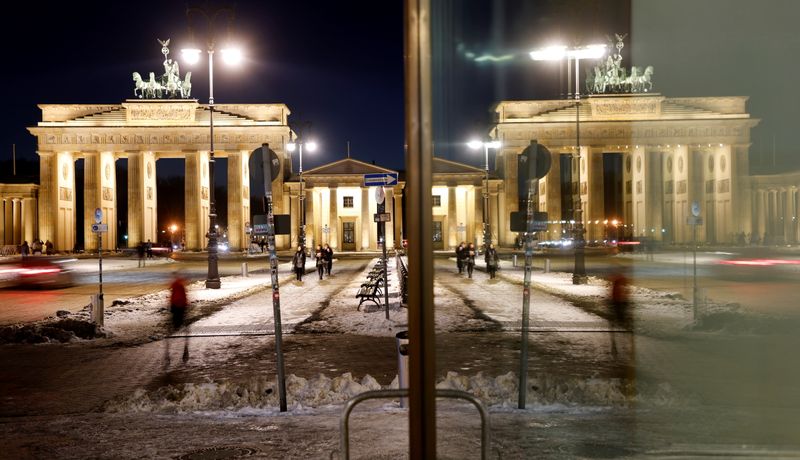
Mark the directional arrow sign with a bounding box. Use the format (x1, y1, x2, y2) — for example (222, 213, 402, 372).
(364, 173, 398, 187)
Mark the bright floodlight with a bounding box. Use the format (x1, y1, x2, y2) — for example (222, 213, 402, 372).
(306, 141, 318, 152)
(221, 47, 243, 65)
(181, 47, 202, 64)
(570, 44, 607, 60)
(486, 141, 502, 149)
(468, 140, 483, 150)
(286, 142, 297, 152)
(529, 45, 567, 61)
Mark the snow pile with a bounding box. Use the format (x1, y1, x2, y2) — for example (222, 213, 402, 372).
(0, 317, 105, 344)
(103, 372, 383, 413)
(104, 370, 672, 414)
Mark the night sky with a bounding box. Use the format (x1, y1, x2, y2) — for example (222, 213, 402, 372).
(1, 1, 793, 177)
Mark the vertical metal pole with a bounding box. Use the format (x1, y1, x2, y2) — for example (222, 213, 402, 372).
(263, 143, 287, 412)
(572, 57, 587, 285)
(98, 232, 103, 299)
(299, 144, 305, 249)
(405, 0, 436, 456)
(692, 223, 697, 321)
(206, 47, 221, 289)
(483, 145, 490, 251)
(519, 180, 535, 409)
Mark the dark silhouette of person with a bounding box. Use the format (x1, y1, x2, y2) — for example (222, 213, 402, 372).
(608, 271, 633, 358)
(292, 246, 306, 281)
(324, 243, 334, 275)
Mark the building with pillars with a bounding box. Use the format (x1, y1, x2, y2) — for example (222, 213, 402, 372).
(28, 100, 292, 252)
(748, 172, 800, 246)
(492, 94, 760, 245)
(0, 183, 39, 252)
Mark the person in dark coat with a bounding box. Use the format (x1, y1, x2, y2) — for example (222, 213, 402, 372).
(137, 242, 146, 267)
(608, 270, 632, 358)
(324, 243, 334, 275)
(455, 242, 466, 274)
(485, 243, 499, 279)
(465, 243, 476, 278)
(314, 245, 325, 280)
(292, 246, 306, 281)
(19, 241, 30, 258)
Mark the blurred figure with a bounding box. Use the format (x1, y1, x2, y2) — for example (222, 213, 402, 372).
(315, 244, 325, 280)
(608, 269, 633, 358)
(455, 242, 465, 274)
(324, 243, 334, 275)
(485, 243, 499, 279)
(137, 242, 146, 267)
(45, 240, 54, 255)
(292, 246, 306, 282)
(19, 241, 29, 258)
(465, 243, 476, 278)
(164, 270, 189, 367)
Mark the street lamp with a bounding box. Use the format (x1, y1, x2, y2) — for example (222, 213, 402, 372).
(531, 43, 606, 285)
(468, 139, 501, 251)
(182, 6, 242, 289)
(286, 137, 317, 249)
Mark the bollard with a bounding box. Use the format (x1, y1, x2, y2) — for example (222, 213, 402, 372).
(513, 254, 517, 267)
(241, 262, 248, 277)
(90, 294, 104, 327)
(396, 330, 409, 408)
(544, 258, 551, 273)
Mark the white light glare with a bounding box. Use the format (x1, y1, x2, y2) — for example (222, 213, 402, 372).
(486, 141, 502, 149)
(569, 44, 607, 59)
(286, 142, 297, 152)
(306, 141, 318, 152)
(221, 47, 243, 65)
(529, 45, 567, 61)
(181, 48, 202, 65)
(468, 140, 483, 150)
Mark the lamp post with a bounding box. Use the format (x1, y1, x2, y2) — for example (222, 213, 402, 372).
(286, 136, 317, 249)
(531, 44, 606, 285)
(468, 139, 501, 252)
(182, 6, 242, 289)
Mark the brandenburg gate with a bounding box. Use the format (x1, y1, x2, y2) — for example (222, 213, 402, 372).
(28, 101, 292, 252)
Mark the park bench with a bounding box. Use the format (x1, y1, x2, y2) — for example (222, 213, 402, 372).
(356, 261, 391, 310)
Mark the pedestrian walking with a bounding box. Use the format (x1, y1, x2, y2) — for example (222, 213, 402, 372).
(292, 246, 306, 282)
(315, 245, 325, 280)
(485, 243, 499, 279)
(19, 241, 30, 258)
(146, 239, 154, 259)
(164, 270, 190, 366)
(324, 243, 334, 275)
(465, 243, 476, 278)
(455, 242, 465, 274)
(31, 240, 42, 255)
(137, 242, 146, 267)
(608, 270, 633, 358)
(45, 240, 54, 255)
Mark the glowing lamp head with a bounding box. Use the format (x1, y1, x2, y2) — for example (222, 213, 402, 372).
(529, 45, 567, 61)
(467, 140, 483, 150)
(486, 141, 502, 149)
(286, 142, 297, 152)
(305, 141, 318, 152)
(221, 47, 243, 66)
(181, 47, 202, 65)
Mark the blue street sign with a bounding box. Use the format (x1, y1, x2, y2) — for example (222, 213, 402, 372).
(364, 173, 398, 186)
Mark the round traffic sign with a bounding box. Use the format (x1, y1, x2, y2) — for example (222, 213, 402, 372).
(374, 186, 385, 204)
(94, 208, 103, 224)
(691, 201, 701, 217)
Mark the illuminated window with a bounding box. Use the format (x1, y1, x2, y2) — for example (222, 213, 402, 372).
(432, 195, 442, 207)
(343, 196, 354, 208)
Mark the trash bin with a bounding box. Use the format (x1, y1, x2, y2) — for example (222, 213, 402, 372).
(241, 262, 249, 277)
(396, 330, 409, 408)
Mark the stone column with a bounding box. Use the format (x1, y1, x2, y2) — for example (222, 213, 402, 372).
(491, 189, 501, 246)
(0, 199, 6, 245)
(227, 150, 248, 251)
(23, 198, 36, 246)
(3, 199, 11, 245)
(755, 189, 766, 241)
(393, 190, 403, 248)
(361, 187, 370, 249)
(385, 187, 394, 248)
(329, 187, 338, 249)
(447, 185, 457, 249)
(586, 148, 605, 242)
(784, 188, 793, 244)
(38, 152, 56, 246)
(473, 185, 482, 245)
(128, 152, 144, 248)
(84, 152, 101, 251)
(305, 187, 314, 249)
(184, 151, 210, 250)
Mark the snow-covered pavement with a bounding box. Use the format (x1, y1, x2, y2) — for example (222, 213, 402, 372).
(2, 255, 799, 458)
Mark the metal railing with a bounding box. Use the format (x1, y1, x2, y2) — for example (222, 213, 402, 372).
(335, 388, 490, 459)
(395, 254, 409, 306)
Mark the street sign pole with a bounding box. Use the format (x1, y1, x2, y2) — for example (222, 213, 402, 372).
(262, 143, 287, 412)
(519, 179, 536, 409)
(692, 222, 698, 322)
(376, 187, 390, 319)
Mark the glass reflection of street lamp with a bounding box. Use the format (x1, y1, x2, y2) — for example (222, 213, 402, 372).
(182, 5, 242, 289)
(169, 224, 178, 249)
(531, 43, 606, 285)
(468, 139, 501, 251)
(286, 137, 317, 249)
